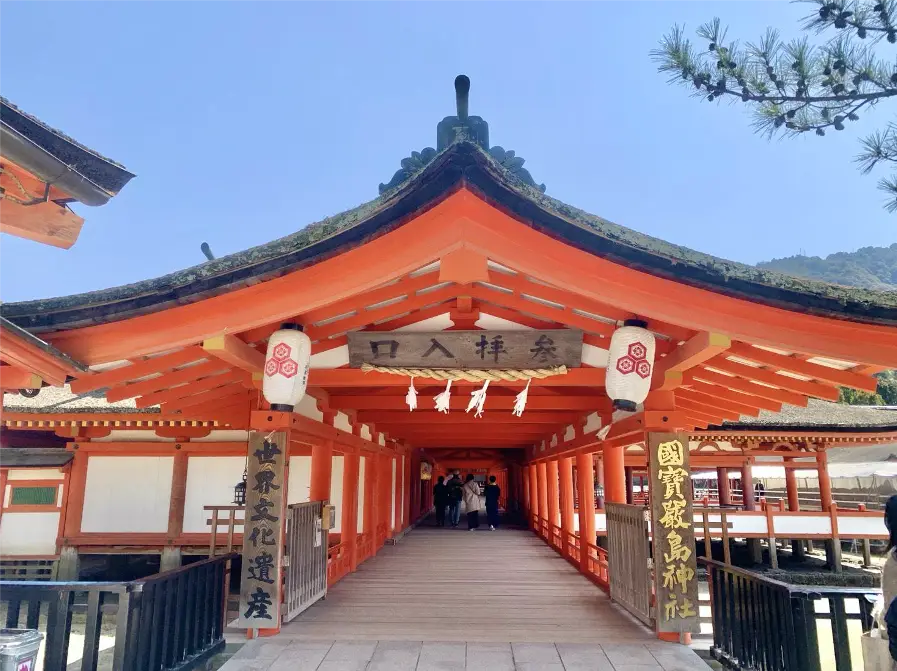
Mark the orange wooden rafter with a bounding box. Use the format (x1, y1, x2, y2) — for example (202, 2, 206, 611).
(703, 357, 840, 401)
(309, 368, 606, 388)
(653, 332, 731, 381)
(70, 347, 208, 394)
(726, 342, 876, 392)
(685, 369, 808, 407)
(0, 199, 84, 250)
(677, 387, 762, 417)
(326, 394, 606, 411)
(202, 334, 265, 373)
(673, 395, 738, 422)
(162, 383, 250, 412)
(136, 369, 251, 408)
(106, 360, 230, 403)
(0, 329, 77, 387)
(685, 379, 782, 413)
(0, 366, 42, 390)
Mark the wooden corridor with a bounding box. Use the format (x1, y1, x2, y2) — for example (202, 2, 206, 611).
(280, 526, 655, 644)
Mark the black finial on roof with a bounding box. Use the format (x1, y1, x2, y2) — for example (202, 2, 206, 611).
(378, 75, 545, 194)
(455, 75, 470, 121)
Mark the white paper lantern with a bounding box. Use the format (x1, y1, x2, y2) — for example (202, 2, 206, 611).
(605, 320, 655, 411)
(262, 323, 312, 411)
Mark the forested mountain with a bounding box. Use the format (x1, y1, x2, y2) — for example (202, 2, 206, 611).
(757, 244, 897, 291)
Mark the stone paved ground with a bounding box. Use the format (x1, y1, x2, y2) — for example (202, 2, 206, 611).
(219, 639, 708, 670)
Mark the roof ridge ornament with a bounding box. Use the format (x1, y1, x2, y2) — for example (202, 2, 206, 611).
(379, 75, 545, 195)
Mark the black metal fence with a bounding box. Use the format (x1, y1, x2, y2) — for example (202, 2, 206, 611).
(1, 552, 237, 671)
(703, 558, 879, 671)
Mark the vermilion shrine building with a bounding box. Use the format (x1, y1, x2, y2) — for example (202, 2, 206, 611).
(1, 76, 895, 640)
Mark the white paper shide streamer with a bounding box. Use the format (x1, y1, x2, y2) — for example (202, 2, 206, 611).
(433, 380, 453, 413)
(466, 380, 490, 418)
(512, 379, 531, 417)
(405, 377, 418, 412)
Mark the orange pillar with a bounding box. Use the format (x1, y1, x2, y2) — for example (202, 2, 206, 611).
(784, 457, 806, 561)
(342, 452, 360, 571)
(309, 440, 334, 503)
(522, 466, 531, 517)
(576, 452, 597, 572)
(547, 459, 560, 531)
(403, 452, 413, 531)
(717, 467, 731, 506)
(363, 454, 377, 557)
(817, 451, 833, 512)
(529, 464, 539, 526)
(379, 454, 392, 546)
(741, 461, 756, 511)
(392, 455, 403, 535)
(595, 455, 604, 509)
(538, 462, 549, 535)
(559, 457, 575, 555)
(603, 444, 626, 504)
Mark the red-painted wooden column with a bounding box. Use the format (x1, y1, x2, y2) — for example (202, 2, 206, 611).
(391, 454, 402, 535)
(522, 466, 531, 517)
(363, 454, 377, 558)
(547, 460, 560, 531)
(576, 452, 597, 572)
(603, 444, 626, 504)
(784, 457, 806, 560)
(537, 462, 549, 536)
(310, 440, 334, 503)
(342, 451, 360, 571)
(403, 451, 413, 530)
(559, 457, 575, 556)
(717, 467, 731, 506)
(624, 466, 635, 504)
(741, 461, 755, 511)
(529, 464, 539, 527)
(595, 455, 605, 509)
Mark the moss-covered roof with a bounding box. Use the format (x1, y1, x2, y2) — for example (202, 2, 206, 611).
(1, 97, 135, 195)
(3, 141, 897, 333)
(717, 398, 897, 431)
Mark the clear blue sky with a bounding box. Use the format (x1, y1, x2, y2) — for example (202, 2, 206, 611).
(1, 2, 893, 302)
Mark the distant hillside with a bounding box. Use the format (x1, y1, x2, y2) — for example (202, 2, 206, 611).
(756, 243, 897, 291)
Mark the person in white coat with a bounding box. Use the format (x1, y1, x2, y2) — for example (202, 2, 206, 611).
(462, 474, 482, 531)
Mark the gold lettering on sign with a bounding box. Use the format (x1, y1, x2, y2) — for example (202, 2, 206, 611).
(649, 433, 700, 633)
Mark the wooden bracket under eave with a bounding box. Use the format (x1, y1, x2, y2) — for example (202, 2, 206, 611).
(203, 334, 265, 373)
(0, 199, 84, 249)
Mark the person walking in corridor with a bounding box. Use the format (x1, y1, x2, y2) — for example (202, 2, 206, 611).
(484, 475, 501, 530)
(446, 472, 463, 528)
(462, 474, 482, 531)
(433, 475, 448, 527)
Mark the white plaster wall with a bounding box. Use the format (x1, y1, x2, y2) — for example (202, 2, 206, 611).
(288, 456, 312, 504)
(839, 516, 888, 537)
(81, 457, 173, 533)
(6, 469, 64, 481)
(361, 425, 372, 441)
(295, 395, 323, 422)
(357, 457, 366, 532)
(564, 425, 576, 442)
(310, 346, 349, 369)
(334, 413, 352, 433)
(93, 430, 175, 442)
(772, 515, 831, 536)
(193, 431, 248, 442)
(389, 458, 396, 529)
(330, 456, 344, 533)
(0, 512, 59, 555)
(378, 434, 386, 447)
(581, 343, 609, 368)
(182, 456, 246, 533)
(583, 413, 602, 434)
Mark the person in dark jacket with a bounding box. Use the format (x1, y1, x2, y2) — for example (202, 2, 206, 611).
(484, 475, 501, 530)
(433, 476, 448, 527)
(445, 472, 463, 528)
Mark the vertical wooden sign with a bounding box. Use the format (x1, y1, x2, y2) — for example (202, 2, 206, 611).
(238, 431, 288, 628)
(648, 432, 700, 634)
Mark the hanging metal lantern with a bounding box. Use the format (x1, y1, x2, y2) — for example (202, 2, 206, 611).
(233, 469, 247, 505)
(605, 319, 655, 412)
(262, 322, 312, 412)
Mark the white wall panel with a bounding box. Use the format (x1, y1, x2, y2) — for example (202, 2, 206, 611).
(6, 469, 64, 481)
(182, 456, 246, 533)
(358, 457, 366, 532)
(334, 413, 352, 433)
(288, 456, 312, 504)
(295, 395, 323, 422)
(330, 456, 344, 533)
(0, 512, 59, 555)
(81, 457, 173, 533)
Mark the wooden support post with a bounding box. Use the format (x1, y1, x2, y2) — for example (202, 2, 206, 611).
(529, 464, 539, 526)
(363, 454, 376, 558)
(559, 457, 574, 557)
(403, 452, 412, 531)
(595, 455, 604, 509)
(741, 460, 763, 565)
(576, 452, 597, 572)
(342, 452, 360, 571)
(717, 467, 731, 506)
(537, 462, 549, 537)
(310, 440, 334, 503)
(547, 459, 560, 533)
(817, 450, 842, 572)
(63, 449, 88, 539)
(785, 457, 806, 561)
(624, 466, 634, 505)
(393, 455, 402, 535)
(603, 444, 626, 504)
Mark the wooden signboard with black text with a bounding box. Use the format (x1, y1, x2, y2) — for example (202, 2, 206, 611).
(238, 431, 288, 628)
(348, 330, 582, 369)
(648, 432, 700, 634)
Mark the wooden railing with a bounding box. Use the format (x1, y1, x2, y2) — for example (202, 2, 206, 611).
(0, 553, 236, 671)
(205, 504, 243, 555)
(703, 558, 879, 671)
(530, 515, 610, 592)
(328, 542, 351, 586)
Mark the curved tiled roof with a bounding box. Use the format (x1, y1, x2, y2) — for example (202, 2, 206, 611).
(718, 399, 897, 432)
(3, 141, 897, 334)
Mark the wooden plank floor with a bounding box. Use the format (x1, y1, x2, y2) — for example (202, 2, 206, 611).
(280, 526, 656, 644)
